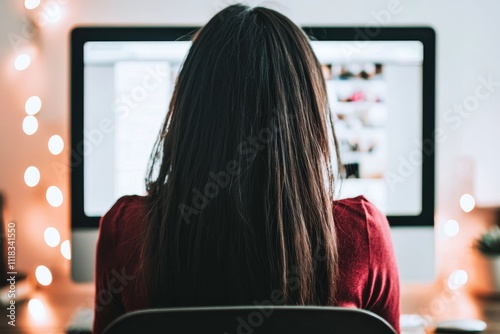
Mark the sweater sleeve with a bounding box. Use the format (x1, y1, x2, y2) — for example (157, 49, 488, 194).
(362, 199, 401, 334)
(92, 197, 129, 334)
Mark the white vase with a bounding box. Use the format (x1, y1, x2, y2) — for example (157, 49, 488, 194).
(470, 251, 500, 297)
(490, 255, 500, 292)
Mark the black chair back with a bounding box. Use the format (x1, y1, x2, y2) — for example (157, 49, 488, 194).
(103, 306, 397, 334)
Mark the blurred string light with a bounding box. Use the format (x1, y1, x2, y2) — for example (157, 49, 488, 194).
(28, 298, 46, 320)
(45, 4, 63, 24)
(25, 96, 42, 115)
(15, 54, 31, 71)
(46, 186, 63, 207)
(23, 115, 38, 135)
(48, 135, 64, 155)
(60, 240, 71, 260)
(24, 166, 40, 187)
(44, 227, 60, 247)
(18, 0, 68, 280)
(448, 270, 468, 290)
(460, 193, 475, 213)
(24, 0, 41, 10)
(35, 265, 52, 286)
(31, 0, 64, 26)
(444, 219, 460, 237)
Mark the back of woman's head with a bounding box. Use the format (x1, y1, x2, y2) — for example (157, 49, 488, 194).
(142, 3, 340, 307)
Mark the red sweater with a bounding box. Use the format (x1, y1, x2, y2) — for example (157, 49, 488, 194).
(92, 195, 400, 333)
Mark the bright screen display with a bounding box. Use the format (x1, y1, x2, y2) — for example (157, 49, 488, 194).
(82, 40, 423, 217)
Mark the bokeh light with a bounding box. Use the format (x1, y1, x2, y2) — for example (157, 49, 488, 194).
(48, 135, 64, 155)
(44, 227, 61, 247)
(35, 265, 53, 286)
(23, 116, 38, 135)
(444, 219, 460, 237)
(15, 54, 31, 71)
(25, 96, 42, 115)
(448, 270, 468, 290)
(46, 4, 62, 23)
(24, 166, 40, 187)
(60, 240, 71, 260)
(28, 298, 46, 320)
(46, 186, 63, 207)
(460, 194, 475, 213)
(24, 0, 41, 10)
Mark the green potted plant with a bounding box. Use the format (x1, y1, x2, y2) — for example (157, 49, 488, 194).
(471, 225, 500, 296)
(475, 225, 500, 257)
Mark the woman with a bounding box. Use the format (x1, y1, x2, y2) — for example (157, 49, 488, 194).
(93, 4, 400, 333)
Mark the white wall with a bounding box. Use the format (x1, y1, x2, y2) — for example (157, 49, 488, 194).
(1, 0, 499, 281)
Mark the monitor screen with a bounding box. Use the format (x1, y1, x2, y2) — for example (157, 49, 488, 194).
(71, 27, 435, 229)
(82, 41, 191, 217)
(314, 40, 424, 216)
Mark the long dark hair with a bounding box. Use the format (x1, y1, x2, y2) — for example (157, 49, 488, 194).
(141, 4, 342, 307)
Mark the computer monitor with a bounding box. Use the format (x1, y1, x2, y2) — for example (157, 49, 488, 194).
(70, 26, 436, 283)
